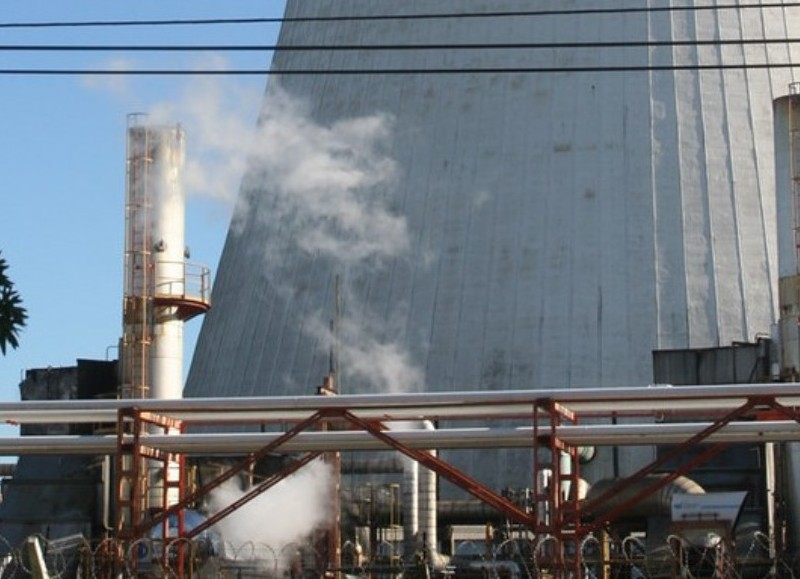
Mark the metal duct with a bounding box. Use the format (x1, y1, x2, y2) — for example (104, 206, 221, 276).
(402, 456, 419, 561)
(420, 420, 442, 567)
(4, 420, 800, 456)
(6, 383, 800, 424)
(582, 474, 704, 522)
(437, 500, 505, 524)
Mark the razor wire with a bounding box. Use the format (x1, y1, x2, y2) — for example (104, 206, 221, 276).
(0, 531, 791, 578)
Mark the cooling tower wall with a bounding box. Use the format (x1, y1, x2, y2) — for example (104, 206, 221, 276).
(186, 1, 798, 486)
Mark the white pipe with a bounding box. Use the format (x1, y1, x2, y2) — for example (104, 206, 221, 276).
(3, 383, 800, 424)
(419, 420, 441, 567)
(24, 536, 49, 579)
(3, 419, 800, 456)
(559, 450, 572, 501)
(765, 442, 778, 559)
(402, 456, 419, 561)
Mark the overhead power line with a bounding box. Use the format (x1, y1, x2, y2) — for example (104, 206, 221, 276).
(3, 38, 800, 52)
(1, 3, 799, 29)
(1, 63, 798, 75)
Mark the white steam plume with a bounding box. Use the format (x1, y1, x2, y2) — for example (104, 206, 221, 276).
(147, 61, 262, 207)
(208, 459, 332, 566)
(307, 301, 424, 395)
(240, 85, 409, 265)
(80, 57, 137, 99)
(148, 77, 409, 265)
(92, 65, 427, 394)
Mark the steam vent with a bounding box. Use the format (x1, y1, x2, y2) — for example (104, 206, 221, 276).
(186, 1, 799, 488)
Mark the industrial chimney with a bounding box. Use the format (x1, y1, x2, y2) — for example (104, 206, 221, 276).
(120, 114, 211, 401)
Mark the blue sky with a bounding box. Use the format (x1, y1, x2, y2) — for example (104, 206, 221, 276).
(1, 2, 286, 434)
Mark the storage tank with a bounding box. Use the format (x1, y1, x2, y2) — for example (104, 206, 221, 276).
(186, 1, 798, 488)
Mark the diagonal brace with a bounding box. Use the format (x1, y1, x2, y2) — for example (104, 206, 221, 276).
(138, 409, 330, 538)
(184, 451, 323, 540)
(581, 397, 760, 520)
(342, 411, 535, 527)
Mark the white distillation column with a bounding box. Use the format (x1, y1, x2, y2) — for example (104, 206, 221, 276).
(143, 123, 187, 509)
(149, 125, 187, 402)
(774, 88, 800, 550)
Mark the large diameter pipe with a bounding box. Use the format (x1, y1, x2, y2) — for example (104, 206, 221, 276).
(4, 383, 800, 425)
(5, 419, 800, 456)
(402, 456, 419, 561)
(420, 420, 442, 567)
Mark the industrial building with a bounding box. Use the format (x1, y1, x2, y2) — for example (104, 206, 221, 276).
(2, 1, 800, 578)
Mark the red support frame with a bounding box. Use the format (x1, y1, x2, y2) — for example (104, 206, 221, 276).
(531, 399, 582, 578)
(142, 408, 332, 538)
(581, 395, 796, 532)
(341, 410, 536, 527)
(108, 388, 800, 577)
(115, 407, 187, 575)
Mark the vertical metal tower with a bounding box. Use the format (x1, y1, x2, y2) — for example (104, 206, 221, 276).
(117, 115, 211, 534)
(120, 114, 154, 401)
(121, 115, 211, 399)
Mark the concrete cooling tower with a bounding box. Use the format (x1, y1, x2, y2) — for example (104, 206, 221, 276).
(186, 1, 800, 486)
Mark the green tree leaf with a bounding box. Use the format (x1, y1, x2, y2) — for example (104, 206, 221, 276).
(0, 252, 27, 355)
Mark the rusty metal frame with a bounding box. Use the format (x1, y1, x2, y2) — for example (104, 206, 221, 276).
(340, 410, 535, 526)
(110, 389, 800, 578)
(141, 408, 333, 538)
(115, 408, 184, 538)
(581, 395, 800, 532)
(185, 450, 323, 540)
(530, 398, 582, 577)
(115, 407, 187, 575)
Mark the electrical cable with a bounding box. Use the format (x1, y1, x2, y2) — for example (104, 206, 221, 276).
(3, 6, 799, 76)
(0, 3, 799, 29)
(1, 63, 798, 75)
(3, 38, 800, 51)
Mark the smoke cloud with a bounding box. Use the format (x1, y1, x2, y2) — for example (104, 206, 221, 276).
(207, 458, 333, 567)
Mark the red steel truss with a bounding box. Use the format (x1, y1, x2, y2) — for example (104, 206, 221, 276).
(94, 384, 800, 576)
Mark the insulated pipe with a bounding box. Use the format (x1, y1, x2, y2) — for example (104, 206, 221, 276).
(582, 474, 704, 521)
(559, 450, 572, 503)
(402, 456, 418, 561)
(3, 383, 800, 424)
(3, 419, 800, 455)
(419, 421, 441, 567)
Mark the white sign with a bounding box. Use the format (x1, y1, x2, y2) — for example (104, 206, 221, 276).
(671, 491, 747, 527)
